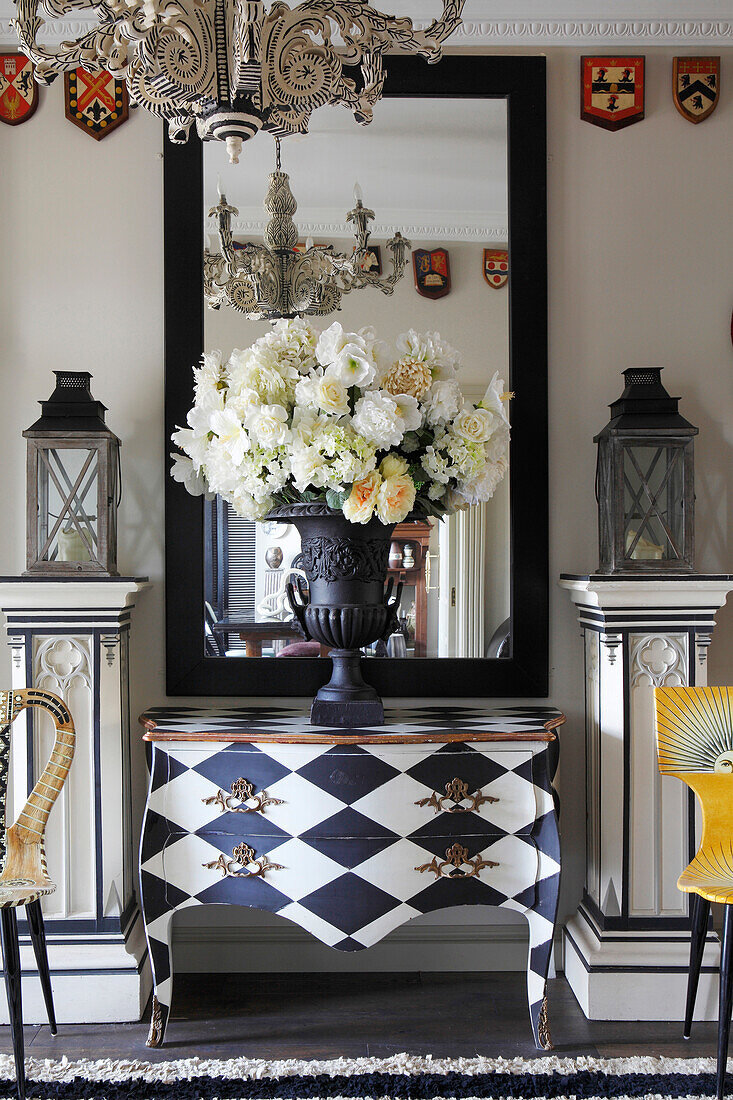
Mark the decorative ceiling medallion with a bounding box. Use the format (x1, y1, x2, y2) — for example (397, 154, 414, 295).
(581, 56, 645, 131)
(673, 57, 720, 123)
(0, 52, 37, 125)
(413, 248, 451, 299)
(484, 248, 508, 289)
(13, 1, 465, 162)
(64, 68, 128, 140)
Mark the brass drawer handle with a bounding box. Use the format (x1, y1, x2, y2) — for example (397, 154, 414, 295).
(415, 777, 499, 814)
(202, 842, 284, 879)
(202, 777, 284, 815)
(415, 843, 499, 881)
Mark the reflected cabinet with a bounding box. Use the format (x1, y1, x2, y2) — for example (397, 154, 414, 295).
(164, 55, 548, 698)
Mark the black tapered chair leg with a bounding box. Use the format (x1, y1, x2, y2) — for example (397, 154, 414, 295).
(0, 908, 25, 1100)
(717, 904, 733, 1100)
(685, 892, 711, 1039)
(26, 900, 56, 1035)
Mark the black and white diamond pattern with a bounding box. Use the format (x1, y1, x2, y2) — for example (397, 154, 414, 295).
(140, 706, 562, 1052)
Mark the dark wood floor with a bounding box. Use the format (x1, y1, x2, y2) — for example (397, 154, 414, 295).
(0, 974, 719, 1063)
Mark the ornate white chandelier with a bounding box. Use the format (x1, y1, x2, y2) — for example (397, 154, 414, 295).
(13, 0, 465, 162)
(204, 140, 411, 318)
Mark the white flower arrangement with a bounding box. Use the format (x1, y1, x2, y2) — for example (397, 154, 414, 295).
(171, 318, 511, 525)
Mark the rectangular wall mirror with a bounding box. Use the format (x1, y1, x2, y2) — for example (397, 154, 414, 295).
(165, 55, 548, 697)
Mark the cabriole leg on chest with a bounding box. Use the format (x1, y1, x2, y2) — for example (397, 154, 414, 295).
(141, 904, 174, 1047)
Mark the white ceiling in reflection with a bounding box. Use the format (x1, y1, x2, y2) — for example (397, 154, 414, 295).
(204, 97, 508, 242)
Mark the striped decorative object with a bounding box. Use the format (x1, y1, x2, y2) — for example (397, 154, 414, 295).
(0, 688, 76, 1100)
(0, 689, 75, 906)
(656, 686, 733, 774)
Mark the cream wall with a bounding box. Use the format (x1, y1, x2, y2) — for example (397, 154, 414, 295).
(1, 48, 732, 972)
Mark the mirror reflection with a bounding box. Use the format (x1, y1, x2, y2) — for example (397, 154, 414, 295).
(201, 97, 509, 660)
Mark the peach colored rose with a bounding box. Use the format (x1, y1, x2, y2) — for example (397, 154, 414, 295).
(343, 471, 382, 524)
(376, 473, 416, 524)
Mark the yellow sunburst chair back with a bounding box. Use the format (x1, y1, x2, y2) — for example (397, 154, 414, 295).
(655, 685, 733, 903)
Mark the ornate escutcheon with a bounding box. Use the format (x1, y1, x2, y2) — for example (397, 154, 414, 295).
(202, 777, 284, 814)
(202, 842, 284, 879)
(415, 842, 499, 880)
(415, 777, 499, 814)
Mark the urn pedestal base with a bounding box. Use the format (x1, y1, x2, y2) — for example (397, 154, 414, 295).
(311, 649, 384, 727)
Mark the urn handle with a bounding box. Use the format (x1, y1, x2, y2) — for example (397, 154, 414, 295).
(285, 574, 311, 639)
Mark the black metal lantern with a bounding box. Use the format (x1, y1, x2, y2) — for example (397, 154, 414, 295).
(594, 367, 697, 574)
(23, 372, 121, 576)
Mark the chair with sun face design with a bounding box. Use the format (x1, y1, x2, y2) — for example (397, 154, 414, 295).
(655, 685, 733, 1100)
(0, 689, 75, 1100)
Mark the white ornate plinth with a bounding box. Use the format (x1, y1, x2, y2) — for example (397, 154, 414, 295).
(0, 577, 150, 1023)
(560, 573, 733, 1020)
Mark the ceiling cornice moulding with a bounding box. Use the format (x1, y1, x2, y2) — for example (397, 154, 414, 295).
(1, 16, 732, 47)
(206, 215, 509, 245)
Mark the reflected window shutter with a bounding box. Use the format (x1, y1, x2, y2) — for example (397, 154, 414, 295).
(225, 505, 257, 634)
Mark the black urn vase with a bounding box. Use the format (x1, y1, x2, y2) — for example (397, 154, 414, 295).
(267, 504, 403, 727)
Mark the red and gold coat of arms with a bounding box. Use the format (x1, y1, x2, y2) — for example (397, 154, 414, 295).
(0, 53, 38, 126)
(64, 68, 129, 140)
(413, 248, 451, 300)
(484, 249, 508, 289)
(581, 56, 645, 131)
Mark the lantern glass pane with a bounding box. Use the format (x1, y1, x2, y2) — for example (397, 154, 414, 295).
(37, 446, 99, 565)
(622, 444, 684, 563)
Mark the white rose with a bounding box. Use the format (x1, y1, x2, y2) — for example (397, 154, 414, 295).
(230, 491, 272, 521)
(375, 474, 416, 524)
(291, 446, 328, 491)
(328, 344, 376, 389)
(390, 392, 422, 432)
(379, 453, 409, 478)
(343, 471, 382, 524)
(453, 405, 494, 444)
(351, 391, 404, 449)
(317, 374, 350, 415)
(422, 380, 462, 427)
(245, 404, 290, 448)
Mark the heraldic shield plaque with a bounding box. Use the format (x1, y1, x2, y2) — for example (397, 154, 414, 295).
(673, 57, 720, 124)
(0, 53, 38, 126)
(413, 248, 451, 299)
(581, 56, 645, 132)
(64, 67, 129, 140)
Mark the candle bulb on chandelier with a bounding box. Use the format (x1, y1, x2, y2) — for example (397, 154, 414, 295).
(353, 181, 363, 204)
(306, 236, 314, 251)
(217, 174, 223, 198)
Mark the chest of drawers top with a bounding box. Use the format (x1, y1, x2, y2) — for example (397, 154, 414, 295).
(140, 705, 565, 745)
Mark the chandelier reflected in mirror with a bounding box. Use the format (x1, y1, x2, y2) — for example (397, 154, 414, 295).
(204, 140, 411, 319)
(13, 0, 465, 163)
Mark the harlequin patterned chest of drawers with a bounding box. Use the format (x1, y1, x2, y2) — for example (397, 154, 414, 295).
(139, 705, 564, 1051)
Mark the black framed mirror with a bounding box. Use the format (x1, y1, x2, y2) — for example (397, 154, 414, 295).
(164, 54, 548, 697)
